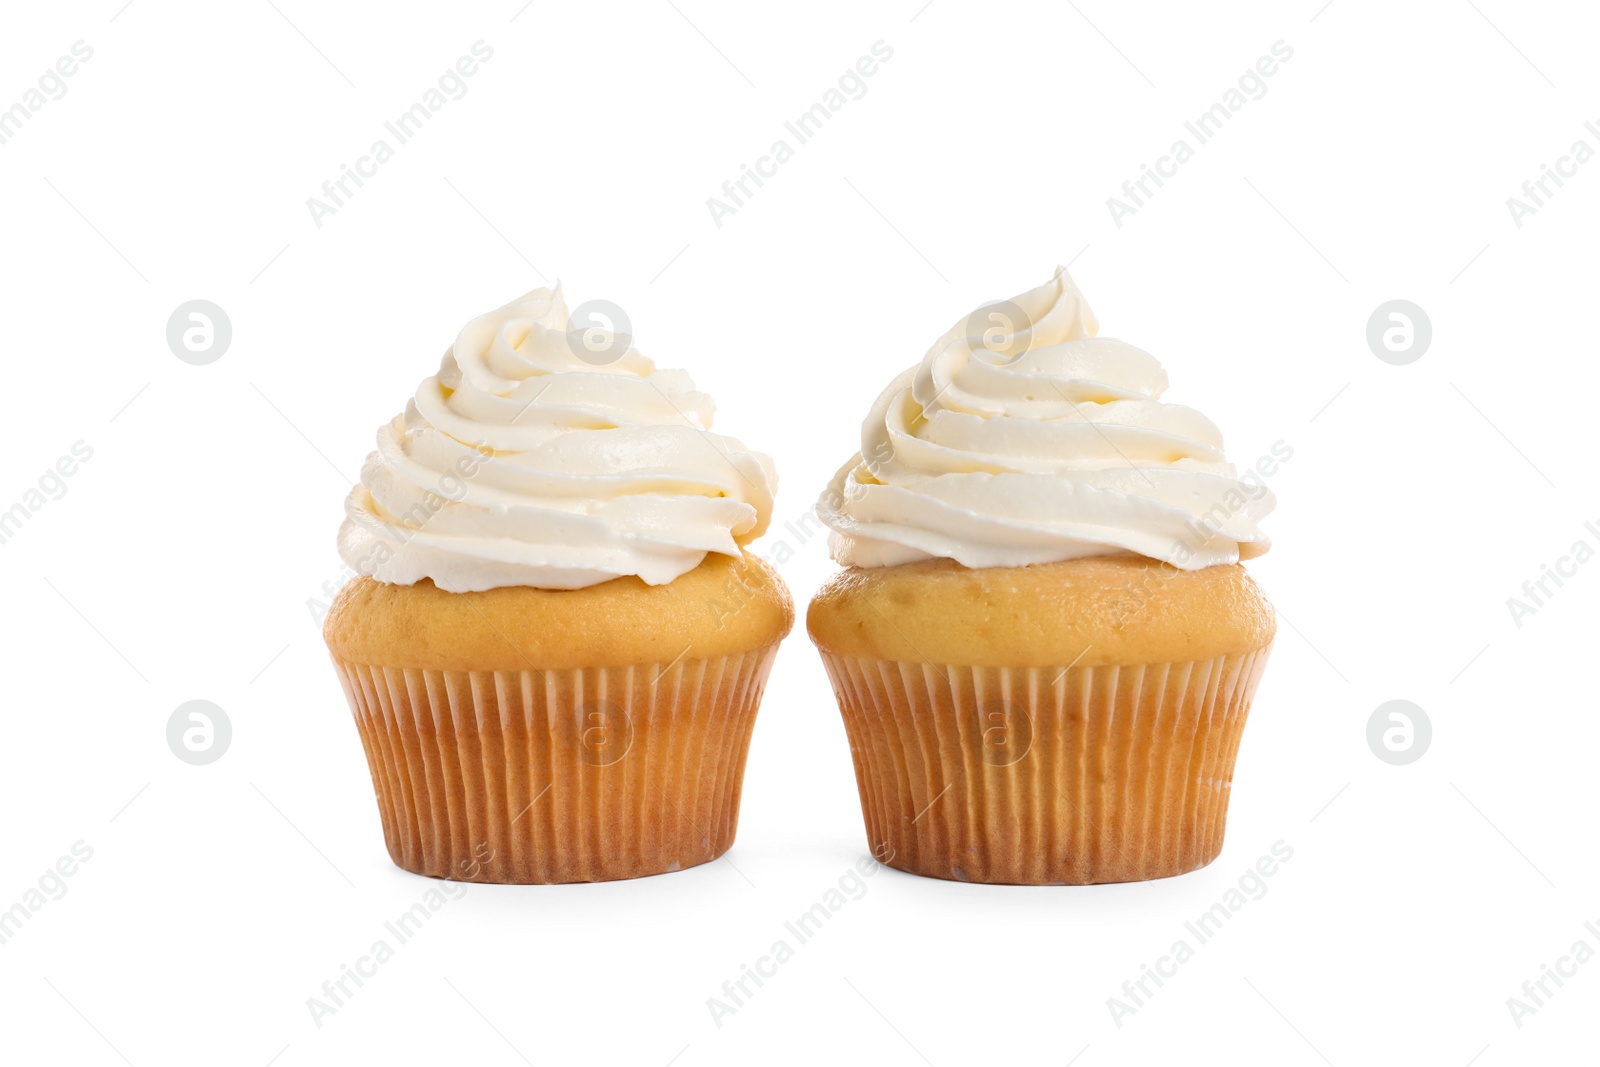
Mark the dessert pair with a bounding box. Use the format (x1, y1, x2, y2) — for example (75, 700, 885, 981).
(322, 267, 1276, 886)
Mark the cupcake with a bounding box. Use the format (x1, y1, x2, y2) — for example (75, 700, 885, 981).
(324, 286, 792, 883)
(808, 266, 1276, 885)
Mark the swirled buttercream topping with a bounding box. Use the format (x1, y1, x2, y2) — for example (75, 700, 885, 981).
(819, 266, 1273, 570)
(339, 286, 775, 592)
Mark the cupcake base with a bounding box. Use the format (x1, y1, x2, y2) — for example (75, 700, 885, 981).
(819, 648, 1271, 885)
(331, 646, 779, 883)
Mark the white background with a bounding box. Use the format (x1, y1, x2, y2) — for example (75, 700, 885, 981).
(2, 0, 1596, 1063)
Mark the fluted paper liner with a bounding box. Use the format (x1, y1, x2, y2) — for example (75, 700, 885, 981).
(330, 646, 779, 883)
(819, 647, 1272, 885)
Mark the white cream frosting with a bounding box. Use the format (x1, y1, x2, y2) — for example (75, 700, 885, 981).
(819, 266, 1273, 570)
(339, 286, 776, 592)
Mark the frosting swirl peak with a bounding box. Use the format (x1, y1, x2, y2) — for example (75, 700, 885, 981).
(818, 266, 1273, 571)
(339, 286, 776, 592)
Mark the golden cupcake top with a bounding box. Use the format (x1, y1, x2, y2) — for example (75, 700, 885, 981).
(808, 556, 1274, 667)
(327, 551, 793, 671)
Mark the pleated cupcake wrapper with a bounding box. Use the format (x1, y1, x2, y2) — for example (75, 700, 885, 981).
(819, 647, 1272, 885)
(330, 646, 779, 883)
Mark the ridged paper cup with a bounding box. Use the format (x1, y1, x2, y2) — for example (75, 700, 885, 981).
(329, 649, 779, 883)
(324, 552, 794, 883)
(808, 557, 1277, 885)
(818, 648, 1271, 884)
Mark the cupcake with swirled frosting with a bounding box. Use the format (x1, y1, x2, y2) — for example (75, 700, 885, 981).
(324, 285, 792, 884)
(808, 266, 1277, 885)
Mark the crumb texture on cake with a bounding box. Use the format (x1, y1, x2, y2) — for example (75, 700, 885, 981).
(807, 556, 1274, 667)
(326, 550, 793, 670)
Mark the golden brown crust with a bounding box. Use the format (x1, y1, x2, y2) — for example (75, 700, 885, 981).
(325, 551, 794, 671)
(806, 556, 1274, 668)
